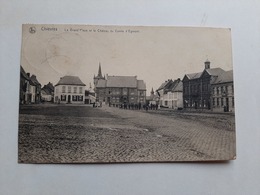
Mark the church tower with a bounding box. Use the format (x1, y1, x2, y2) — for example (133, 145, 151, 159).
(93, 62, 105, 87)
(150, 87, 155, 100)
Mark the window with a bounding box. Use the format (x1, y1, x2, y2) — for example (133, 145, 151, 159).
(68, 86, 71, 93)
(221, 98, 224, 106)
(62, 86, 66, 93)
(213, 98, 215, 106)
(123, 88, 127, 95)
(72, 95, 77, 101)
(217, 87, 219, 95)
(164, 101, 168, 106)
(78, 96, 83, 101)
(232, 97, 234, 107)
(225, 86, 228, 94)
(73, 87, 77, 93)
(79, 87, 83, 94)
(61, 95, 66, 101)
(217, 98, 219, 106)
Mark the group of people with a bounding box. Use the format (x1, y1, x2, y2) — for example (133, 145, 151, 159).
(109, 102, 159, 111)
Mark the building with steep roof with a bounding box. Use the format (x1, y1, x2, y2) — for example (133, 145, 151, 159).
(211, 70, 234, 112)
(94, 65, 146, 106)
(156, 78, 183, 109)
(41, 82, 54, 102)
(20, 66, 30, 104)
(30, 75, 42, 103)
(182, 60, 233, 111)
(19, 66, 42, 104)
(54, 76, 86, 104)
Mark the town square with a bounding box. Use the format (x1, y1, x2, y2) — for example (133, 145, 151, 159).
(19, 103, 235, 163)
(18, 24, 236, 163)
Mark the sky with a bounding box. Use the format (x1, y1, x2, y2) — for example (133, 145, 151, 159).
(21, 24, 233, 93)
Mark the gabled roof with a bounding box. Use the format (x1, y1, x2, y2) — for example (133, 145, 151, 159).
(20, 66, 30, 80)
(55, 76, 86, 86)
(46, 82, 54, 91)
(212, 70, 233, 84)
(172, 81, 183, 92)
(185, 72, 202, 80)
(41, 88, 52, 95)
(42, 83, 54, 94)
(167, 79, 179, 91)
(204, 68, 225, 76)
(106, 76, 137, 88)
(137, 80, 146, 90)
(30, 75, 41, 86)
(157, 79, 173, 91)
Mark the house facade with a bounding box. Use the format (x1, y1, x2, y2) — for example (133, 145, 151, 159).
(182, 60, 234, 112)
(94, 65, 146, 106)
(211, 70, 235, 112)
(156, 79, 173, 107)
(156, 78, 183, 109)
(20, 66, 42, 104)
(30, 75, 41, 104)
(54, 76, 86, 104)
(20, 66, 30, 104)
(41, 82, 54, 102)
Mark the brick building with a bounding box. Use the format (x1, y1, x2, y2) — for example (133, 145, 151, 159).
(94, 65, 146, 106)
(182, 60, 230, 110)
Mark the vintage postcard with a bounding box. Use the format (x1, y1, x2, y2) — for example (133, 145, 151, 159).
(19, 24, 236, 163)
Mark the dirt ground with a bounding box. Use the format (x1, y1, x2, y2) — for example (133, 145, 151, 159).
(18, 104, 236, 163)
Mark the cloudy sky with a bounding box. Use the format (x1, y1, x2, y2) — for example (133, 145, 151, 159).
(21, 24, 233, 93)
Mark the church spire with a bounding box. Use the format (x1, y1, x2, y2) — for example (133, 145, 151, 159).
(151, 87, 154, 95)
(98, 62, 102, 77)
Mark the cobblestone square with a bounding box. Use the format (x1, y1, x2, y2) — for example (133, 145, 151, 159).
(18, 104, 236, 163)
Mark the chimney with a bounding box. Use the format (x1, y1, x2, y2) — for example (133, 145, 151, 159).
(27, 73, 30, 77)
(205, 60, 210, 69)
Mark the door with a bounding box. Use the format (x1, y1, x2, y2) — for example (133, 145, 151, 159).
(68, 95, 71, 103)
(226, 98, 229, 112)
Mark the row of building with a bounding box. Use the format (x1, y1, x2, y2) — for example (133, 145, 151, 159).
(151, 60, 234, 112)
(20, 60, 234, 112)
(20, 66, 95, 105)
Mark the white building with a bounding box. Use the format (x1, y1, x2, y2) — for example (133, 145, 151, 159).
(157, 78, 183, 109)
(54, 76, 86, 104)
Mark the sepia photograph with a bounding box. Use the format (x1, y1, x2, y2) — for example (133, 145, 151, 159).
(18, 24, 236, 163)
